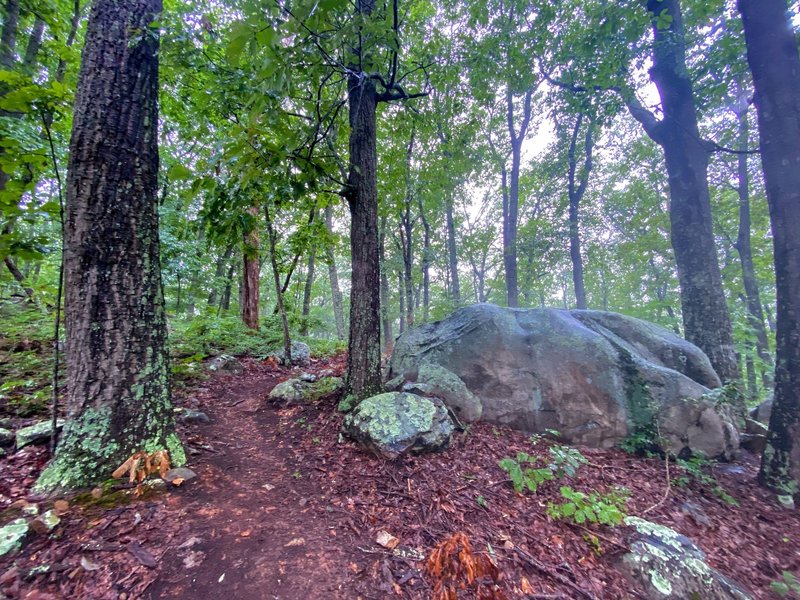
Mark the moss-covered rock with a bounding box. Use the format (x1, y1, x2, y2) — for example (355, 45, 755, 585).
(0, 518, 29, 557)
(269, 376, 344, 405)
(411, 364, 482, 422)
(342, 392, 454, 459)
(16, 419, 65, 449)
(0, 427, 13, 447)
(618, 517, 753, 599)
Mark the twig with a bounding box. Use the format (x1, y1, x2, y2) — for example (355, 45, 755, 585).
(512, 546, 599, 600)
(642, 449, 671, 515)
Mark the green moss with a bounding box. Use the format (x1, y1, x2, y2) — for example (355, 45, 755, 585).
(352, 393, 436, 443)
(617, 349, 659, 453)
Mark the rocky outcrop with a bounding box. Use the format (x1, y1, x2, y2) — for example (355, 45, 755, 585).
(388, 304, 734, 456)
(618, 517, 753, 599)
(342, 392, 454, 459)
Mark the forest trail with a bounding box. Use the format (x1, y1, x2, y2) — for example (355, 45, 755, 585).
(147, 357, 367, 600)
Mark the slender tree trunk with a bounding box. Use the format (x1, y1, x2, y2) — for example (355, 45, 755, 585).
(418, 197, 431, 322)
(265, 202, 291, 363)
(733, 108, 773, 387)
(567, 114, 595, 310)
(379, 216, 393, 354)
(301, 243, 316, 336)
(325, 204, 345, 340)
(401, 127, 415, 328)
(37, 0, 183, 491)
(445, 192, 460, 306)
(626, 0, 739, 383)
(397, 271, 405, 336)
(207, 243, 233, 307)
(241, 205, 260, 330)
(740, 0, 800, 496)
(220, 261, 235, 314)
(0, 0, 19, 70)
(344, 5, 382, 400)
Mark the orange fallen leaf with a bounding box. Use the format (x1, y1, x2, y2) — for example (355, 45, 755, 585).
(240, 529, 252, 538)
(171, 478, 185, 487)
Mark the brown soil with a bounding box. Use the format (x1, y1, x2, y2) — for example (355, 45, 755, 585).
(1, 354, 799, 599)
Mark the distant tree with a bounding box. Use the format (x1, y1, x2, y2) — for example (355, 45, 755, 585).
(36, 0, 184, 490)
(739, 0, 800, 496)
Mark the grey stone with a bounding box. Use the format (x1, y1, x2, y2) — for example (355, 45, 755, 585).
(739, 432, 767, 454)
(618, 517, 753, 600)
(677, 501, 711, 527)
(777, 494, 795, 510)
(269, 376, 344, 405)
(657, 390, 740, 460)
(15, 420, 65, 449)
(399, 364, 482, 423)
(0, 417, 13, 428)
(0, 518, 29, 557)
(207, 354, 244, 374)
(0, 427, 14, 447)
(388, 304, 731, 455)
(271, 342, 311, 366)
(299, 372, 317, 382)
(164, 467, 197, 484)
(749, 395, 773, 425)
(176, 409, 210, 425)
(342, 392, 454, 459)
(31, 510, 60, 534)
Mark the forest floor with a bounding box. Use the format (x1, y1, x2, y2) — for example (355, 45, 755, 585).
(1, 353, 799, 599)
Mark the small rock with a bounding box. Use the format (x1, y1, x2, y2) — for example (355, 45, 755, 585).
(182, 551, 205, 569)
(739, 433, 767, 454)
(284, 537, 305, 547)
(715, 464, 747, 476)
(80, 556, 101, 572)
(318, 369, 335, 378)
(29, 511, 60, 535)
(163, 467, 197, 484)
(678, 501, 711, 527)
(207, 354, 244, 375)
(0, 428, 14, 447)
(0, 519, 29, 557)
(15, 420, 64, 450)
(777, 495, 795, 510)
(299, 372, 317, 383)
(176, 409, 210, 425)
(0, 417, 13, 429)
(271, 342, 311, 367)
(21, 504, 39, 517)
(268, 379, 308, 404)
(52, 500, 69, 516)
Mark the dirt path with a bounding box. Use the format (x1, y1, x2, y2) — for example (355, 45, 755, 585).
(147, 359, 366, 600)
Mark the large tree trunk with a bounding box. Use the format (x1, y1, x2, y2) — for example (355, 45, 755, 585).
(739, 0, 800, 496)
(445, 193, 460, 306)
(325, 204, 345, 340)
(733, 108, 772, 387)
(630, 0, 739, 383)
(241, 205, 260, 330)
(36, 0, 183, 491)
(344, 48, 382, 402)
(567, 114, 594, 310)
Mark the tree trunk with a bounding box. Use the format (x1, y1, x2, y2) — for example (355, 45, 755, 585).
(36, 0, 183, 491)
(379, 216, 393, 353)
(445, 193, 460, 307)
(207, 243, 233, 307)
(629, 0, 739, 383)
(344, 24, 382, 401)
(401, 127, 416, 328)
(220, 260, 235, 314)
(397, 271, 405, 336)
(418, 197, 431, 322)
(265, 202, 291, 364)
(241, 205, 260, 330)
(301, 243, 316, 336)
(740, 0, 800, 496)
(733, 107, 773, 387)
(325, 204, 346, 340)
(567, 113, 595, 310)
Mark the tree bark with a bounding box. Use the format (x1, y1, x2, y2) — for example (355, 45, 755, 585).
(379, 216, 393, 353)
(397, 271, 405, 336)
(733, 107, 773, 387)
(36, 0, 183, 491)
(301, 243, 316, 336)
(265, 202, 291, 364)
(241, 205, 260, 330)
(445, 192, 460, 306)
(325, 204, 345, 340)
(344, 2, 382, 400)
(207, 243, 234, 307)
(626, 0, 739, 383)
(567, 113, 595, 310)
(739, 0, 800, 496)
(418, 196, 431, 322)
(400, 126, 416, 328)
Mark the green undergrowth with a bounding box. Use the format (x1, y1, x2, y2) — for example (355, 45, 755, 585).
(0, 303, 55, 417)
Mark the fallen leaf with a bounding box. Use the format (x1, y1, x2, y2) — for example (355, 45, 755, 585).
(182, 551, 205, 569)
(90, 487, 103, 499)
(284, 537, 305, 547)
(240, 528, 252, 538)
(53, 500, 69, 515)
(80, 556, 101, 572)
(171, 477, 185, 487)
(520, 576, 534, 594)
(177, 536, 203, 550)
(376, 530, 400, 550)
(126, 541, 157, 568)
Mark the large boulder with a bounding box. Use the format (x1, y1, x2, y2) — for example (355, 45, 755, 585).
(342, 392, 454, 459)
(393, 363, 482, 423)
(618, 517, 753, 599)
(388, 304, 731, 454)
